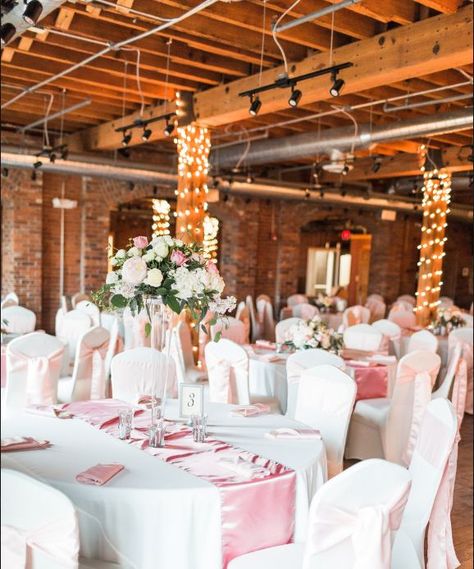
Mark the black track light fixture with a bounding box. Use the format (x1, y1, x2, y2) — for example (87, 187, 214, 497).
(61, 147, 69, 160)
(49, 153, 56, 163)
(142, 127, 152, 141)
(31, 170, 37, 181)
(2, 167, 9, 178)
(341, 163, 350, 176)
(1, 22, 16, 46)
(33, 160, 42, 169)
(288, 86, 302, 108)
(249, 95, 261, 116)
(23, 0, 43, 25)
(163, 121, 174, 137)
(329, 71, 345, 97)
(371, 157, 382, 173)
(122, 132, 132, 147)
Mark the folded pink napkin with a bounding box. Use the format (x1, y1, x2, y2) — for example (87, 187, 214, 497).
(1, 437, 50, 452)
(255, 340, 277, 350)
(136, 395, 162, 408)
(265, 428, 321, 440)
(76, 464, 124, 486)
(231, 403, 271, 417)
(26, 405, 73, 419)
(258, 353, 284, 363)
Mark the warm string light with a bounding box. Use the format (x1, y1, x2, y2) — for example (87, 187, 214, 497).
(415, 166, 452, 325)
(152, 199, 171, 238)
(203, 215, 219, 262)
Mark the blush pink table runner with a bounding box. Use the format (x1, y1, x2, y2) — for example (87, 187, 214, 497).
(61, 400, 296, 567)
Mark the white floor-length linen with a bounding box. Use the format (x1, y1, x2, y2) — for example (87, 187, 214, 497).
(1, 400, 327, 569)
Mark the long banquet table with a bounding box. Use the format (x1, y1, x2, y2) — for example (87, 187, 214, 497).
(1, 400, 326, 569)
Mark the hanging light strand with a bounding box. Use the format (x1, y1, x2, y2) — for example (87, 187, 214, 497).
(203, 216, 219, 262)
(152, 199, 171, 237)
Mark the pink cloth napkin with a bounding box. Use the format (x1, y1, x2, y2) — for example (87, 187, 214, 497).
(231, 403, 271, 417)
(76, 464, 124, 486)
(265, 428, 321, 440)
(255, 340, 277, 350)
(26, 405, 73, 419)
(1, 437, 50, 452)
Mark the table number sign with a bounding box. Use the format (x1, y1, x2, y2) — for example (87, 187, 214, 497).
(179, 384, 204, 418)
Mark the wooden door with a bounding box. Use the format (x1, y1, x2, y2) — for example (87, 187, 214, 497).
(348, 235, 372, 306)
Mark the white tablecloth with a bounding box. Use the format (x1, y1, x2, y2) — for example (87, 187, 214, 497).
(1, 400, 326, 569)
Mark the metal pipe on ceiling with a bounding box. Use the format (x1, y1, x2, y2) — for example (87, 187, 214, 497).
(19, 99, 92, 132)
(210, 108, 473, 170)
(383, 93, 472, 113)
(274, 0, 362, 33)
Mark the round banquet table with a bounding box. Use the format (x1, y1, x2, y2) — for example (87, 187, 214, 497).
(1, 400, 326, 569)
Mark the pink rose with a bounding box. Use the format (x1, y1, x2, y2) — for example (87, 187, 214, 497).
(171, 249, 188, 267)
(206, 260, 219, 274)
(133, 236, 148, 249)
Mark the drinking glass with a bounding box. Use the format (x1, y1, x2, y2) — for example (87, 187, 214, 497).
(191, 414, 208, 443)
(149, 419, 166, 448)
(118, 409, 134, 440)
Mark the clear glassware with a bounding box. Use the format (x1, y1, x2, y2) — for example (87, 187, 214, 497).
(118, 409, 134, 440)
(149, 419, 166, 448)
(191, 414, 207, 443)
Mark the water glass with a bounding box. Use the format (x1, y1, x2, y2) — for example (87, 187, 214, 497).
(191, 414, 207, 443)
(149, 419, 166, 448)
(118, 409, 134, 440)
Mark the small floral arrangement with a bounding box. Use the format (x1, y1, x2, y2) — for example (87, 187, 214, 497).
(431, 307, 466, 334)
(92, 235, 236, 336)
(284, 316, 344, 354)
(314, 293, 336, 312)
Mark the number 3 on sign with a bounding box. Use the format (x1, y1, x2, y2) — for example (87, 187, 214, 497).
(180, 384, 204, 418)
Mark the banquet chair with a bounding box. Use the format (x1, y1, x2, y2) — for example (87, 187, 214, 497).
(372, 319, 402, 358)
(3, 332, 65, 413)
(286, 349, 345, 418)
(256, 297, 276, 341)
(275, 317, 304, 344)
(228, 459, 411, 569)
(1, 291, 19, 309)
(205, 339, 280, 411)
(341, 305, 370, 329)
(345, 350, 441, 466)
(439, 296, 454, 308)
(111, 347, 177, 403)
(2, 305, 36, 335)
(287, 294, 308, 307)
(71, 292, 90, 308)
(256, 294, 273, 305)
(57, 326, 110, 403)
(61, 295, 70, 313)
(296, 365, 356, 478)
(448, 327, 473, 414)
(365, 297, 386, 323)
(235, 302, 251, 344)
(397, 294, 416, 306)
(75, 300, 101, 326)
(172, 321, 207, 384)
(1, 469, 121, 569)
(407, 329, 438, 353)
(391, 399, 458, 569)
(343, 323, 383, 352)
(104, 316, 122, 386)
(388, 309, 417, 329)
(391, 300, 415, 313)
(58, 309, 93, 371)
(292, 303, 319, 320)
(211, 316, 247, 345)
(245, 295, 262, 343)
(367, 293, 384, 303)
(432, 343, 462, 400)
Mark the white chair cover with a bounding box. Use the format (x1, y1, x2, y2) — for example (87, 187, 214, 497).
(211, 317, 246, 345)
(397, 295, 416, 306)
(4, 333, 65, 413)
(286, 349, 345, 418)
(372, 319, 402, 359)
(256, 298, 276, 342)
(57, 310, 93, 368)
(122, 308, 150, 350)
(342, 305, 370, 329)
(296, 365, 356, 478)
(75, 300, 101, 326)
(343, 324, 383, 352)
(256, 294, 272, 304)
(292, 303, 319, 320)
(407, 330, 438, 354)
(57, 326, 110, 403)
(275, 317, 304, 344)
(365, 298, 386, 323)
(1, 292, 19, 309)
(245, 295, 262, 343)
(287, 294, 308, 307)
(388, 309, 416, 329)
(448, 327, 473, 414)
(2, 306, 36, 335)
(367, 293, 384, 303)
(71, 292, 89, 308)
(1, 469, 80, 569)
(235, 302, 251, 344)
(104, 316, 122, 384)
(439, 296, 454, 308)
(432, 343, 462, 401)
(173, 321, 207, 384)
(111, 347, 177, 403)
(462, 313, 473, 328)
(391, 300, 415, 313)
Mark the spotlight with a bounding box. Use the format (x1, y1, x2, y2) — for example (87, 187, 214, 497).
(304, 188, 311, 199)
(128, 182, 135, 192)
(246, 174, 254, 184)
(340, 189, 347, 197)
(142, 127, 152, 141)
(1, 22, 16, 46)
(249, 96, 261, 116)
(118, 147, 130, 158)
(60, 147, 69, 160)
(121, 132, 131, 147)
(2, 167, 8, 178)
(163, 121, 174, 137)
(371, 157, 381, 173)
(23, 0, 43, 25)
(329, 72, 345, 97)
(288, 87, 302, 108)
(31, 170, 37, 181)
(341, 163, 350, 176)
(33, 160, 42, 169)
(319, 190, 325, 198)
(49, 153, 56, 163)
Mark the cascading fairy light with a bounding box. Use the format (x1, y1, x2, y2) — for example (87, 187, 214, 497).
(203, 216, 219, 262)
(152, 199, 171, 238)
(415, 150, 452, 326)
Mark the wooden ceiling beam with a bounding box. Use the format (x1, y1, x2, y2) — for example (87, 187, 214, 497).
(323, 0, 416, 24)
(414, 0, 461, 14)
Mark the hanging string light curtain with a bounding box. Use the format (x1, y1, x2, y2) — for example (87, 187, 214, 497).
(152, 199, 171, 237)
(203, 216, 219, 263)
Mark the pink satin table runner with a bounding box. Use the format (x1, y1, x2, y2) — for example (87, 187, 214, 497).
(60, 399, 296, 567)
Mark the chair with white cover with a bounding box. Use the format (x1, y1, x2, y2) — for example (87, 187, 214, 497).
(104, 316, 122, 385)
(3, 332, 65, 414)
(391, 300, 415, 313)
(343, 323, 383, 352)
(256, 294, 272, 304)
(245, 295, 262, 343)
(71, 292, 89, 308)
(1, 469, 120, 569)
(75, 300, 101, 326)
(292, 303, 319, 320)
(391, 399, 458, 569)
(286, 349, 345, 418)
(367, 293, 384, 303)
(57, 309, 93, 370)
(275, 317, 304, 344)
(448, 327, 473, 415)
(57, 326, 110, 403)
(439, 296, 454, 308)
(235, 301, 251, 344)
(111, 347, 177, 403)
(365, 297, 386, 323)
(388, 309, 417, 329)
(205, 339, 280, 411)
(1, 292, 19, 309)
(228, 459, 411, 569)
(172, 321, 207, 384)
(256, 297, 276, 341)
(2, 306, 36, 335)
(296, 365, 356, 478)
(345, 350, 441, 466)
(407, 329, 438, 353)
(372, 319, 402, 358)
(432, 343, 462, 401)
(287, 294, 308, 307)
(397, 294, 416, 306)
(342, 305, 370, 329)
(211, 317, 247, 345)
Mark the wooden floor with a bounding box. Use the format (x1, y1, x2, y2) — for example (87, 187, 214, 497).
(453, 414, 473, 568)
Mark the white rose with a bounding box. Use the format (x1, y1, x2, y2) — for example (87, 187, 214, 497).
(174, 239, 183, 247)
(115, 249, 126, 258)
(128, 247, 141, 257)
(163, 235, 174, 246)
(144, 268, 163, 288)
(173, 267, 195, 300)
(142, 250, 156, 263)
(110, 258, 118, 266)
(106, 271, 118, 284)
(121, 257, 147, 285)
(153, 241, 169, 259)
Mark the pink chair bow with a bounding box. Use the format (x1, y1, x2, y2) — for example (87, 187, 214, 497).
(402, 371, 432, 466)
(81, 339, 109, 400)
(1, 517, 79, 569)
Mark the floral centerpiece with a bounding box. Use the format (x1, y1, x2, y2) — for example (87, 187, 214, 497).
(92, 235, 236, 338)
(283, 315, 344, 354)
(430, 307, 466, 335)
(314, 293, 336, 313)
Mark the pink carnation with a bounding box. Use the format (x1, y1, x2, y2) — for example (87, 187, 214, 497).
(206, 260, 219, 274)
(171, 249, 188, 267)
(133, 236, 148, 249)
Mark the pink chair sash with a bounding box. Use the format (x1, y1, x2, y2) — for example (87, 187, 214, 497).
(402, 371, 433, 466)
(1, 517, 79, 569)
(78, 339, 109, 400)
